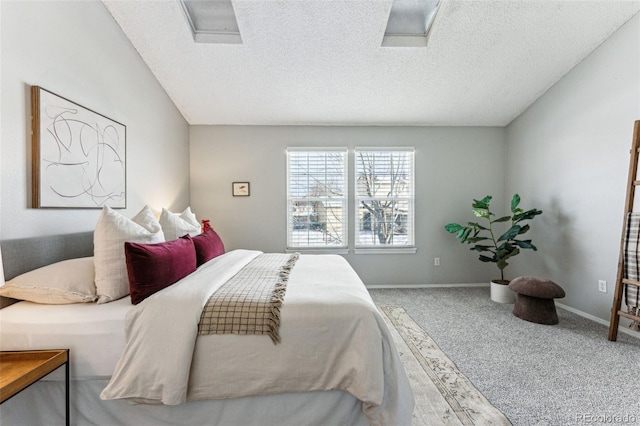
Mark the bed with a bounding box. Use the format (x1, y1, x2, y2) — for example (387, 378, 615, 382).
(0, 229, 414, 426)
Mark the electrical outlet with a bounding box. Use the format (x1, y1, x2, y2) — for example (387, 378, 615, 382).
(598, 280, 607, 293)
(434, 257, 440, 266)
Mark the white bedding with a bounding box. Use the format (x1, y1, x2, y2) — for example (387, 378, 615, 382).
(102, 250, 414, 425)
(0, 297, 130, 379)
(0, 250, 414, 425)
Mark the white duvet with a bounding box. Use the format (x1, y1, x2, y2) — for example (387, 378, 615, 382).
(101, 250, 414, 426)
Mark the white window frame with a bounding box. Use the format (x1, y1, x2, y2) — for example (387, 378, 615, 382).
(286, 148, 348, 253)
(353, 147, 416, 254)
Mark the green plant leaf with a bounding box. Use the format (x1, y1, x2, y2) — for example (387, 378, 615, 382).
(511, 194, 521, 212)
(472, 196, 492, 209)
(471, 245, 493, 252)
(445, 223, 463, 233)
(492, 215, 511, 223)
(466, 237, 489, 243)
(517, 224, 530, 234)
(497, 244, 519, 260)
(461, 228, 473, 242)
(473, 209, 490, 219)
(478, 255, 495, 263)
(496, 258, 508, 270)
(513, 209, 543, 222)
(497, 225, 521, 242)
(514, 240, 538, 251)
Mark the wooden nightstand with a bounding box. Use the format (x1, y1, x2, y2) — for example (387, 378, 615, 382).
(0, 349, 69, 426)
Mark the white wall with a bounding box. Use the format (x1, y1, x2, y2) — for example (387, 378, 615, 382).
(506, 13, 640, 322)
(190, 125, 506, 286)
(1, 0, 190, 239)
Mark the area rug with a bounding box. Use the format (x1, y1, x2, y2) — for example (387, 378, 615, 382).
(379, 306, 512, 426)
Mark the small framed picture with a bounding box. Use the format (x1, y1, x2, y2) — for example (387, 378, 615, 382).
(232, 182, 250, 197)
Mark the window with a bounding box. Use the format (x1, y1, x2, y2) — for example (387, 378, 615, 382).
(382, 0, 441, 47)
(180, 0, 243, 44)
(354, 148, 415, 249)
(287, 149, 348, 250)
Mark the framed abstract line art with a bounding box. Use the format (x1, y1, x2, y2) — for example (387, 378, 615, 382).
(232, 182, 250, 197)
(31, 86, 126, 208)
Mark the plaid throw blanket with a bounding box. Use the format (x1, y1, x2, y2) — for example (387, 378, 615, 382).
(624, 213, 640, 330)
(198, 253, 299, 344)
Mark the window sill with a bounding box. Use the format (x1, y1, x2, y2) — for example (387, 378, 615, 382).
(353, 247, 417, 255)
(286, 248, 349, 255)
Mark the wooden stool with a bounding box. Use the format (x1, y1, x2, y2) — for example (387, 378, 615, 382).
(508, 277, 565, 325)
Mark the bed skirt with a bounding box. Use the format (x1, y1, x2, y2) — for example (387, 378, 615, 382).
(1, 379, 369, 426)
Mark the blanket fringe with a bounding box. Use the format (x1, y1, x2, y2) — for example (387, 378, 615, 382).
(267, 253, 300, 343)
(629, 306, 640, 331)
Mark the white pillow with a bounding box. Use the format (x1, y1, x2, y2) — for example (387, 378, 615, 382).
(0, 257, 97, 304)
(159, 207, 201, 241)
(94, 205, 164, 304)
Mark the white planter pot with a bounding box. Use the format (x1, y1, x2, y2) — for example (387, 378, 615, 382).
(490, 280, 515, 304)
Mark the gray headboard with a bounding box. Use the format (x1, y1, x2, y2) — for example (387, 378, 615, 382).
(0, 232, 94, 307)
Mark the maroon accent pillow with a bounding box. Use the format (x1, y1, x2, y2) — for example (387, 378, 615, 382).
(124, 235, 197, 305)
(192, 228, 225, 266)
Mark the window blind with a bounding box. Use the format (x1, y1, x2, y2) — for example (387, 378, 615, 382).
(286, 149, 348, 249)
(354, 148, 415, 248)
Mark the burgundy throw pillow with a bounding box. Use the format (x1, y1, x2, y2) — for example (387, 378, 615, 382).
(192, 228, 225, 266)
(124, 235, 197, 305)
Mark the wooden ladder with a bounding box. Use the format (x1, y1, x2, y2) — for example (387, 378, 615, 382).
(609, 120, 640, 341)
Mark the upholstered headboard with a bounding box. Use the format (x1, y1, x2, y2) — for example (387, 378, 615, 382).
(0, 232, 94, 307)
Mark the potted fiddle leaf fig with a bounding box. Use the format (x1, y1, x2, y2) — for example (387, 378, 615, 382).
(444, 194, 543, 303)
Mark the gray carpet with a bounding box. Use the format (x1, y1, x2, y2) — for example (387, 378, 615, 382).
(381, 306, 511, 425)
(369, 287, 640, 426)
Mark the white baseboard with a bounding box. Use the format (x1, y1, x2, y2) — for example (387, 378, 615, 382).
(366, 283, 489, 289)
(555, 302, 640, 340)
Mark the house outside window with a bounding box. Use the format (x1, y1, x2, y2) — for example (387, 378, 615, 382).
(354, 148, 415, 251)
(286, 148, 348, 251)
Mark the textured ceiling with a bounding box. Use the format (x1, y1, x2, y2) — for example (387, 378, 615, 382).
(102, 0, 640, 126)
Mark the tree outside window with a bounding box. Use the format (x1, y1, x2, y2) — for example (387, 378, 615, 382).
(355, 149, 414, 247)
